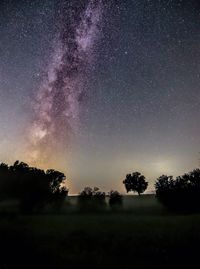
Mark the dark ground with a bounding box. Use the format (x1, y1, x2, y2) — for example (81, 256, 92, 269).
(0, 195, 199, 269)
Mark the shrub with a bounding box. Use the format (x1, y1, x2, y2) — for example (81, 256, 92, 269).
(108, 190, 123, 208)
(78, 187, 106, 212)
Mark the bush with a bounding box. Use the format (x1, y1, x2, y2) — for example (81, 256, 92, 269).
(78, 187, 106, 212)
(108, 190, 123, 209)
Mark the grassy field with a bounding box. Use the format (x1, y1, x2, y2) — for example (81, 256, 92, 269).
(0, 195, 199, 268)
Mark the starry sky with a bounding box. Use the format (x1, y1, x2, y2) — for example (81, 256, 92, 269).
(1, 0, 200, 194)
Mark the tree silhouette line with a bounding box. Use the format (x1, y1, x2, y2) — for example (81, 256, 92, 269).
(77, 187, 123, 211)
(0, 160, 200, 213)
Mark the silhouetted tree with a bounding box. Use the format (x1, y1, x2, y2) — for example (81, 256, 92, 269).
(108, 190, 123, 208)
(123, 172, 148, 195)
(79, 187, 105, 199)
(0, 163, 10, 200)
(155, 175, 174, 194)
(79, 186, 93, 198)
(92, 187, 106, 201)
(0, 161, 68, 212)
(155, 169, 200, 212)
(78, 187, 106, 211)
(155, 175, 175, 208)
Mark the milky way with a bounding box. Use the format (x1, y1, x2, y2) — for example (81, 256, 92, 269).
(28, 0, 104, 167)
(2, 0, 200, 193)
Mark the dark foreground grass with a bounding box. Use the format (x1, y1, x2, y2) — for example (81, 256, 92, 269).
(0, 198, 200, 268)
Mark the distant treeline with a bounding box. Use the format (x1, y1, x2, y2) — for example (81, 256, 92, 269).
(0, 161, 123, 212)
(0, 161, 200, 213)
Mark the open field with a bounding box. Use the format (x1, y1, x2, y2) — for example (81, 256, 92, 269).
(0, 195, 199, 269)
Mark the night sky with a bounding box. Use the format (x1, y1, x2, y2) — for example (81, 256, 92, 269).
(1, 0, 200, 194)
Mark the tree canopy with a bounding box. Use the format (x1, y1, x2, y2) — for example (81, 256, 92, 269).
(123, 172, 148, 195)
